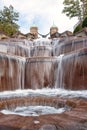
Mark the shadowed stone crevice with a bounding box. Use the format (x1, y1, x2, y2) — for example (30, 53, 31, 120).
(0, 125, 21, 130)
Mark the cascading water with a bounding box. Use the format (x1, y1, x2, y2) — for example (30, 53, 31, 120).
(55, 54, 64, 88)
(0, 53, 25, 91)
(0, 37, 87, 90)
(0, 37, 87, 130)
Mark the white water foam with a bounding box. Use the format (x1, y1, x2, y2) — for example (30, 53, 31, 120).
(1, 106, 65, 116)
(0, 88, 87, 99)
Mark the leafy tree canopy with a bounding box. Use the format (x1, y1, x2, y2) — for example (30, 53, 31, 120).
(0, 5, 19, 36)
(62, 0, 87, 22)
(82, 17, 87, 28)
(73, 23, 82, 33)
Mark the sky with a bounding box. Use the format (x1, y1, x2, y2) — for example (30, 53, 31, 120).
(0, 0, 78, 34)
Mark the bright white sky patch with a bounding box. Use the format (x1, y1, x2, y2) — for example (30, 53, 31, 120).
(0, 0, 78, 34)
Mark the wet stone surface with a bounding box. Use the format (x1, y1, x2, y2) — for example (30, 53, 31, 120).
(0, 125, 20, 130)
(0, 37, 87, 130)
(39, 124, 57, 130)
(0, 97, 86, 130)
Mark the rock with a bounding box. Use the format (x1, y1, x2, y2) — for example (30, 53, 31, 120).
(0, 125, 20, 130)
(39, 124, 56, 130)
(20, 126, 27, 130)
(30, 46, 52, 57)
(25, 57, 56, 89)
(0, 97, 86, 130)
(61, 48, 87, 90)
(53, 37, 87, 56)
(0, 37, 87, 90)
(0, 53, 25, 91)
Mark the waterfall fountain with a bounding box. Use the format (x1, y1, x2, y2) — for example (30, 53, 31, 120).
(0, 37, 87, 130)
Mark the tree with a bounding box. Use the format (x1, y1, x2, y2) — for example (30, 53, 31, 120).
(81, 0, 87, 20)
(82, 17, 87, 28)
(0, 5, 19, 36)
(73, 23, 82, 33)
(62, 0, 87, 22)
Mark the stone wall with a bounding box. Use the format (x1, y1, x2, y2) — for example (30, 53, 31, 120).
(0, 37, 87, 91)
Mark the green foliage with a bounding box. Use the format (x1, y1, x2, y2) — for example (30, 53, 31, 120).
(62, 0, 87, 22)
(73, 24, 82, 33)
(73, 17, 87, 34)
(82, 17, 87, 28)
(63, 0, 87, 34)
(0, 5, 19, 36)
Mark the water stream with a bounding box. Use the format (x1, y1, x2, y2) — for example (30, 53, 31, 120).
(0, 37, 87, 116)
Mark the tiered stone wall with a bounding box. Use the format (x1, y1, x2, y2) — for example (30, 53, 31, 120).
(0, 37, 87, 91)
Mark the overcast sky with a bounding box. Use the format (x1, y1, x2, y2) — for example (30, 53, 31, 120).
(0, 0, 78, 34)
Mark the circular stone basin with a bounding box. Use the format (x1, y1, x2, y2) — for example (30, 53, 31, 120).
(1, 105, 66, 116)
(0, 93, 70, 117)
